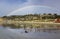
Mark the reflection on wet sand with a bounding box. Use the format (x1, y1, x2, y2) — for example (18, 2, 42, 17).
(2, 24, 60, 33)
(0, 24, 60, 39)
(3, 24, 60, 33)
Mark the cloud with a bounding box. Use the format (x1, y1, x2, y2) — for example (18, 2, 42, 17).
(0, 0, 60, 16)
(7, 5, 59, 16)
(0, 0, 27, 16)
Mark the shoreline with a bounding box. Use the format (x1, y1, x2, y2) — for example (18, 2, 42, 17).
(2, 20, 60, 25)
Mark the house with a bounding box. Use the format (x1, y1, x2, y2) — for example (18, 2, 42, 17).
(54, 18, 60, 23)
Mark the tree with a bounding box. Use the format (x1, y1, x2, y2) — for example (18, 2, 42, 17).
(43, 13, 46, 15)
(48, 13, 52, 15)
(2, 16, 7, 18)
(53, 13, 57, 19)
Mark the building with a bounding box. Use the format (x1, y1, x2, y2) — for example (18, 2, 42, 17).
(54, 18, 60, 23)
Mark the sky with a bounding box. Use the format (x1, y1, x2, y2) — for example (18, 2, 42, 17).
(0, 0, 60, 16)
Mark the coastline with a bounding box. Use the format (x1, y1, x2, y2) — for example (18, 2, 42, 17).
(2, 20, 60, 25)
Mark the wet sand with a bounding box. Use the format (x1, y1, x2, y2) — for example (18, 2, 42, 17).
(0, 26, 60, 39)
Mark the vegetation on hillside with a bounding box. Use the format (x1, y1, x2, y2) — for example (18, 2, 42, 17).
(2, 13, 60, 21)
